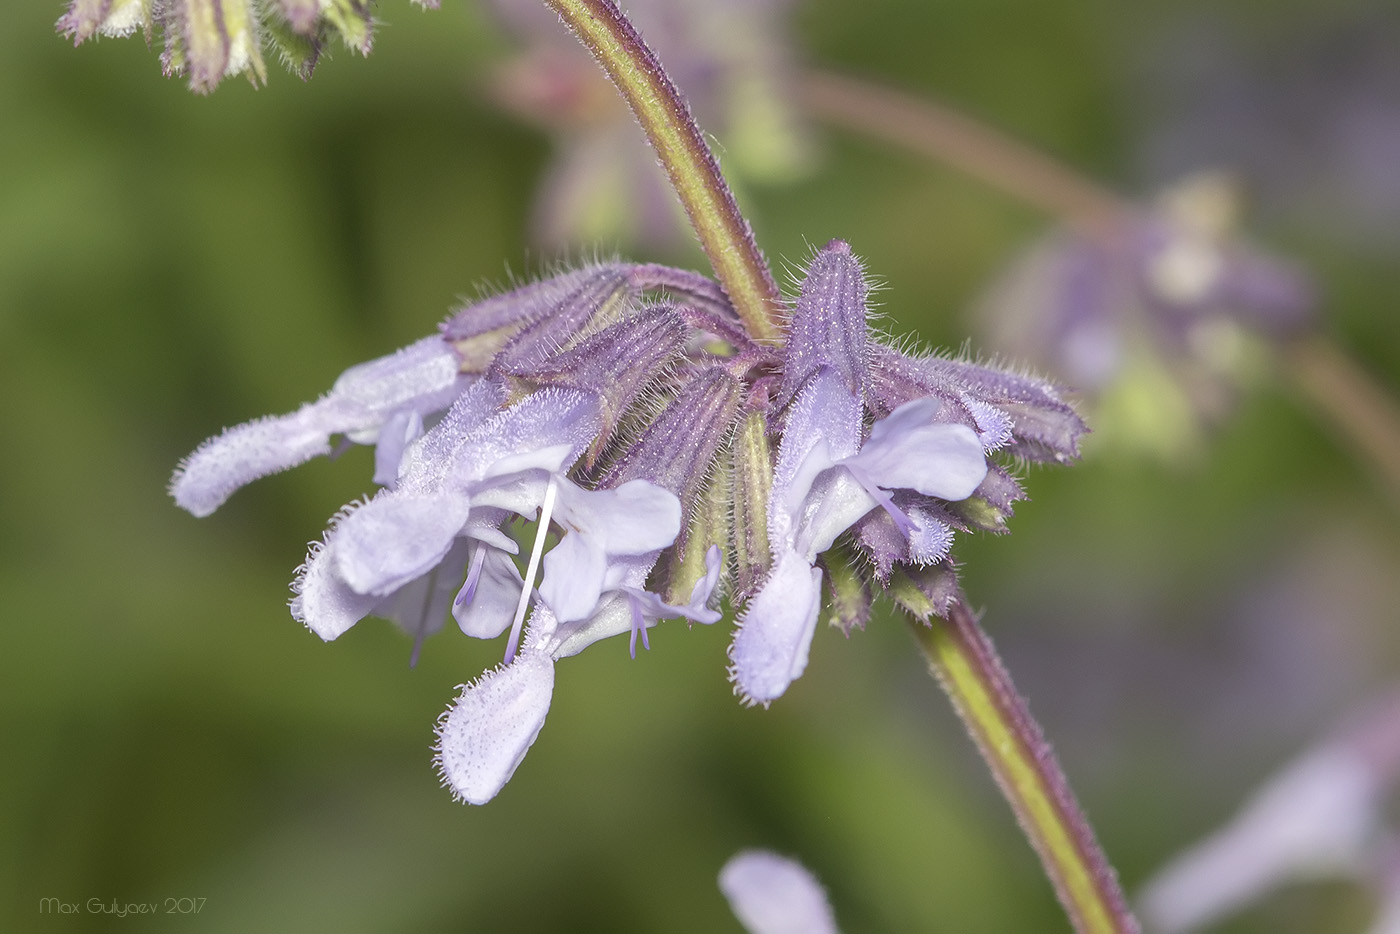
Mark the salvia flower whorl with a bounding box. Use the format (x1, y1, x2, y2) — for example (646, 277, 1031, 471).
(172, 241, 1084, 801)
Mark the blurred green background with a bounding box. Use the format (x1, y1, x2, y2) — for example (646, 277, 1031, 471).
(4, 1, 1400, 931)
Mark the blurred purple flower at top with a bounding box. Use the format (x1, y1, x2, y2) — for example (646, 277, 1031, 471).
(719, 849, 841, 934)
(1138, 11, 1400, 250)
(484, 0, 812, 250)
(977, 171, 1314, 460)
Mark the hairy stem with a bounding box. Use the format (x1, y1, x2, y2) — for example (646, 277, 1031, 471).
(910, 596, 1140, 934)
(542, 0, 785, 343)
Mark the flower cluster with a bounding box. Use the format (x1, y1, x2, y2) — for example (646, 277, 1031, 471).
(57, 0, 438, 93)
(978, 172, 1313, 459)
(171, 240, 1085, 803)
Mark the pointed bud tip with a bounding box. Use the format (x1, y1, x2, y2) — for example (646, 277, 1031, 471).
(823, 239, 851, 255)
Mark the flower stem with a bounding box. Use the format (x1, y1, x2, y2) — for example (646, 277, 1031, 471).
(909, 595, 1140, 934)
(541, 0, 785, 344)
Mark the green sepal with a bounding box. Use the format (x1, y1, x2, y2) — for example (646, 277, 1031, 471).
(730, 409, 772, 599)
(660, 470, 731, 607)
(945, 495, 1008, 533)
(887, 562, 960, 622)
(263, 15, 321, 81)
(323, 0, 374, 55)
(819, 546, 871, 634)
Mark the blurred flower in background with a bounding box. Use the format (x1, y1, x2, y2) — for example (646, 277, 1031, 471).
(1139, 690, 1400, 934)
(1136, 7, 1400, 252)
(482, 0, 813, 250)
(719, 849, 841, 934)
(975, 170, 1314, 462)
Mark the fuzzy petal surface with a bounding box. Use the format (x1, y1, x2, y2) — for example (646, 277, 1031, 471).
(846, 398, 988, 501)
(435, 652, 555, 805)
(453, 544, 526, 639)
(730, 550, 823, 704)
(333, 492, 471, 596)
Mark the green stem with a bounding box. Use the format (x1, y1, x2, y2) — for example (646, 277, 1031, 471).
(541, 0, 785, 344)
(909, 596, 1139, 934)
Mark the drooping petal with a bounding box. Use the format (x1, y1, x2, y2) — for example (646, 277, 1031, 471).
(289, 534, 381, 641)
(170, 408, 340, 518)
(719, 850, 841, 934)
(377, 538, 473, 664)
(453, 543, 525, 639)
(730, 550, 823, 705)
(171, 336, 465, 516)
(434, 651, 555, 805)
(333, 492, 472, 596)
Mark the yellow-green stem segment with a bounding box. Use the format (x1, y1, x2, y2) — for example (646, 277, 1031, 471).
(543, 0, 785, 344)
(911, 597, 1139, 934)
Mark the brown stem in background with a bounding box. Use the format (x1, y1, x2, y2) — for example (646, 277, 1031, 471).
(801, 67, 1400, 507)
(798, 69, 1134, 244)
(1286, 336, 1400, 508)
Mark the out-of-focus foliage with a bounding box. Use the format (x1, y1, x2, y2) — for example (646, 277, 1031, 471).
(3, 1, 1399, 932)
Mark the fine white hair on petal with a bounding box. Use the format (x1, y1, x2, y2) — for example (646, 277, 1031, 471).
(289, 532, 380, 642)
(434, 651, 555, 806)
(728, 550, 823, 706)
(719, 850, 841, 934)
(170, 336, 467, 518)
(332, 490, 471, 596)
(170, 409, 336, 517)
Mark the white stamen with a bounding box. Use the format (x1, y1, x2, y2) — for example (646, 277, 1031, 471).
(504, 475, 559, 663)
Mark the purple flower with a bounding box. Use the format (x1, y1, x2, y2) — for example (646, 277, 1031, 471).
(977, 173, 1313, 458)
(172, 249, 1081, 802)
(170, 336, 469, 518)
(58, 0, 445, 92)
(729, 241, 988, 705)
(435, 545, 723, 804)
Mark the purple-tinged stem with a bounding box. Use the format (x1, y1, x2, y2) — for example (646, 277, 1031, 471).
(910, 595, 1140, 934)
(542, 0, 785, 344)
